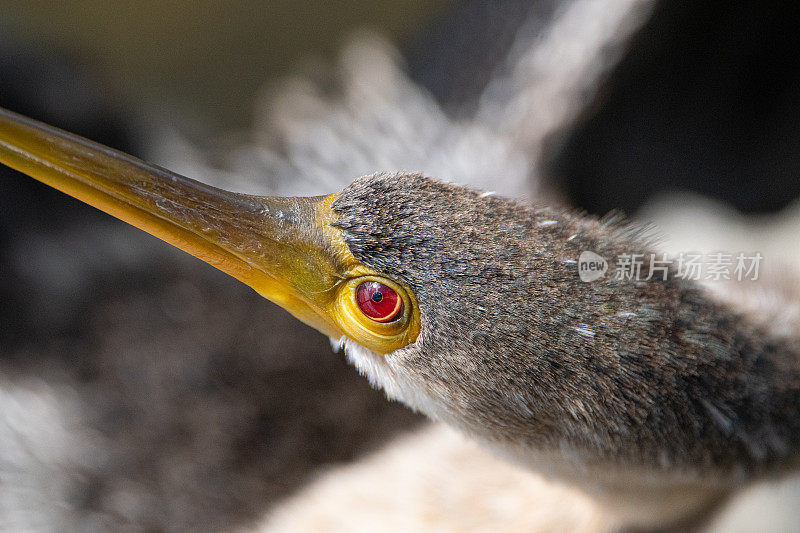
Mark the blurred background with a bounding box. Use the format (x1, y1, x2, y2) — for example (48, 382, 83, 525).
(2, 0, 448, 129)
(1, 1, 799, 531)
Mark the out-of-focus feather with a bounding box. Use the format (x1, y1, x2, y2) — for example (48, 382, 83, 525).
(152, 0, 655, 201)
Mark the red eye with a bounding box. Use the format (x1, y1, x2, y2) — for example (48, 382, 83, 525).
(356, 281, 403, 322)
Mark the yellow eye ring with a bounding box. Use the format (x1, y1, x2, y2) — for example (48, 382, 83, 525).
(330, 274, 420, 355)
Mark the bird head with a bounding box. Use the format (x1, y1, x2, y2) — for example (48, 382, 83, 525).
(0, 108, 426, 355)
(0, 108, 575, 448)
(332, 173, 593, 443)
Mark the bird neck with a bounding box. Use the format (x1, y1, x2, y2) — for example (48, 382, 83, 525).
(502, 217, 800, 479)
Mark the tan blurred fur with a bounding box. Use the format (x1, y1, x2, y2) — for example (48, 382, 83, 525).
(258, 424, 610, 533)
(256, 422, 800, 532)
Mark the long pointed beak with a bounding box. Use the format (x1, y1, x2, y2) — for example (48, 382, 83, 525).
(0, 107, 349, 339)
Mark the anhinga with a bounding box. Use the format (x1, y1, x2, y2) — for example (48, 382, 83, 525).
(1, 107, 799, 529)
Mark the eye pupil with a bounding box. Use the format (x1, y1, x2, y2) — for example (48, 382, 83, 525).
(356, 281, 403, 322)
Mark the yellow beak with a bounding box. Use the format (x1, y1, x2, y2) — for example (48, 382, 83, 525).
(0, 107, 352, 339)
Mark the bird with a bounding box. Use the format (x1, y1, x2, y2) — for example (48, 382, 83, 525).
(0, 5, 658, 528)
(2, 106, 799, 530)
